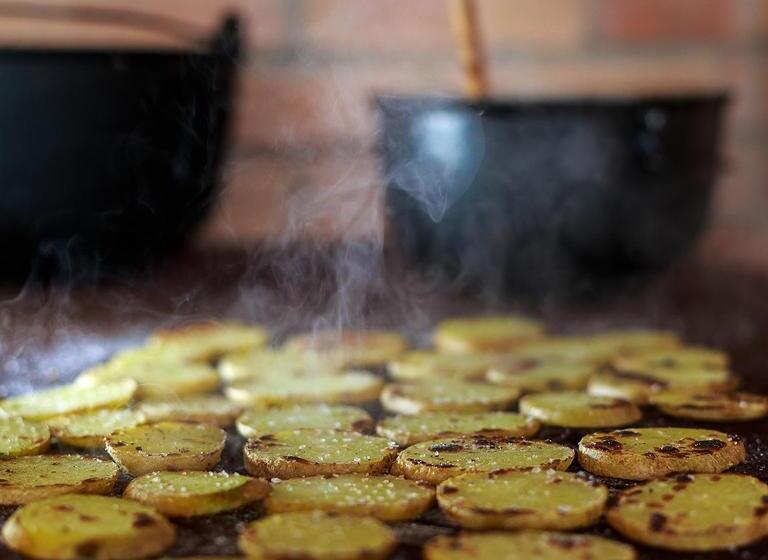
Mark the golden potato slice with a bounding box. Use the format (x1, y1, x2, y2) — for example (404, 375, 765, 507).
(487, 360, 596, 393)
(625, 346, 728, 369)
(388, 351, 496, 381)
(607, 473, 768, 551)
(519, 391, 642, 428)
(376, 411, 539, 446)
(218, 348, 338, 383)
(392, 435, 574, 484)
(138, 396, 243, 427)
(380, 380, 519, 415)
(500, 336, 622, 365)
(243, 429, 397, 479)
(77, 355, 219, 400)
(2, 494, 175, 559)
(238, 511, 395, 560)
(284, 329, 407, 368)
(225, 371, 383, 407)
(237, 404, 373, 438)
(649, 391, 768, 422)
(578, 427, 746, 480)
(433, 316, 544, 353)
(0, 417, 51, 458)
(266, 474, 434, 521)
(48, 408, 146, 449)
(0, 455, 119, 505)
(124, 471, 269, 517)
(581, 330, 681, 356)
(106, 421, 227, 476)
(425, 531, 637, 560)
(0, 379, 137, 421)
(437, 469, 607, 530)
(148, 321, 269, 362)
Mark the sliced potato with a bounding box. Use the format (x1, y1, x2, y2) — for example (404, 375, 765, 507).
(650, 391, 768, 422)
(76, 356, 219, 400)
(501, 336, 623, 365)
(106, 421, 227, 476)
(148, 320, 269, 362)
(380, 380, 519, 415)
(0, 455, 119, 505)
(124, 471, 269, 517)
(376, 411, 539, 446)
(238, 511, 395, 560)
(2, 494, 175, 559)
(425, 531, 637, 560)
(624, 346, 728, 369)
(0, 379, 137, 421)
(434, 316, 544, 353)
(237, 404, 373, 438)
(487, 361, 596, 393)
(392, 435, 574, 484)
(49, 409, 146, 449)
(266, 474, 434, 522)
(437, 469, 607, 530)
(607, 473, 768, 551)
(0, 417, 51, 458)
(283, 329, 407, 368)
(388, 351, 496, 381)
(580, 330, 681, 356)
(519, 391, 642, 428)
(218, 348, 339, 383)
(225, 370, 383, 407)
(243, 429, 397, 479)
(578, 427, 746, 480)
(138, 396, 243, 427)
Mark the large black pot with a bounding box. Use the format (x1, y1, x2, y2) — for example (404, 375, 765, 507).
(376, 94, 728, 298)
(0, 6, 240, 280)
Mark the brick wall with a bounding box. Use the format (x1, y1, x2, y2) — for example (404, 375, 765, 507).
(4, 0, 766, 245)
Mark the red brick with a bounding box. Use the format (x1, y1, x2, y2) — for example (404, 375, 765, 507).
(595, 0, 737, 44)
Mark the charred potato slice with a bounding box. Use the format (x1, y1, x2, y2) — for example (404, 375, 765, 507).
(607, 473, 768, 551)
(0, 455, 119, 505)
(2, 494, 175, 559)
(380, 380, 519, 415)
(578, 427, 746, 480)
(376, 411, 539, 446)
(284, 329, 406, 368)
(243, 429, 397, 479)
(519, 391, 642, 428)
(148, 321, 269, 362)
(487, 361, 597, 393)
(434, 316, 544, 353)
(237, 404, 373, 438)
(48, 409, 146, 449)
(106, 421, 227, 476)
(392, 435, 574, 485)
(0, 417, 51, 458)
(388, 351, 496, 381)
(266, 474, 434, 522)
(137, 396, 243, 427)
(649, 391, 768, 422)
(239, 511, 395, 560)
(437, 469, 607, 530)
(124, 471, 269, 517)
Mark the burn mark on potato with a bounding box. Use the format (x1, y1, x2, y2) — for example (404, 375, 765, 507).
(429, 443, 462, 453)
(754, 506, 768, 517)
(441, 486, 459, 494)
(472, 506, 532, 515)
(589, 438, 622, 452)
(649, 512, 667, 532)
(692, 439, 726, 451)
(614, 430, 640, 437)
(52, 505, 74, 512)
(79, 514, 98, 522)
(658, 446, 680, 454)
(282, 455, 312, 464)
(408, 458, 454, 468)
(674, 474, 693, 484)
(132, 513, 156, 528)
(75, 541, 100, 558)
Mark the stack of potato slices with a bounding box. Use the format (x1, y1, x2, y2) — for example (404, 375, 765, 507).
(0, 315, 766, 559)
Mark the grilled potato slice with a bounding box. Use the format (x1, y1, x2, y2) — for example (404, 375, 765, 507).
(77, 357, 219, 400)
(0, 379, 137, 421)
(218, 348, 338, 383)
(237, 404, 373, 438)
(266, 474, 434, 521)
(123, 471, 269, 517)
(49, 408, 146, 449)
(625, 346, 728, 369)
(392, 435, 574, 484)
(519, 391, 642, 428)
(243, 429, 397, 479)
(487, 361, 597, 393)
(578, 427, 746, 480)
(148, 321, 269, 362)
(437, 469, 607, 530)
(138, 396, 243, 427)
(388, 351, 496, 381)
(579, 330, 681, 356)
(650, 391, 768, 421)
(380, 380, 519, 415)
(0, 417, 51, 458)
(0, 455, 119, 505)
(106, 421, 227, 476)
(2, 494, 175, 559)
(238, 511, 395, 560)
(376, 411, 539, 446)
(425, 531, 637, 560)
(434, 316, 544, 353)
(225, 371, 383, 407)
(283, 330, 407, 368)
(607, 473, 768, 551)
